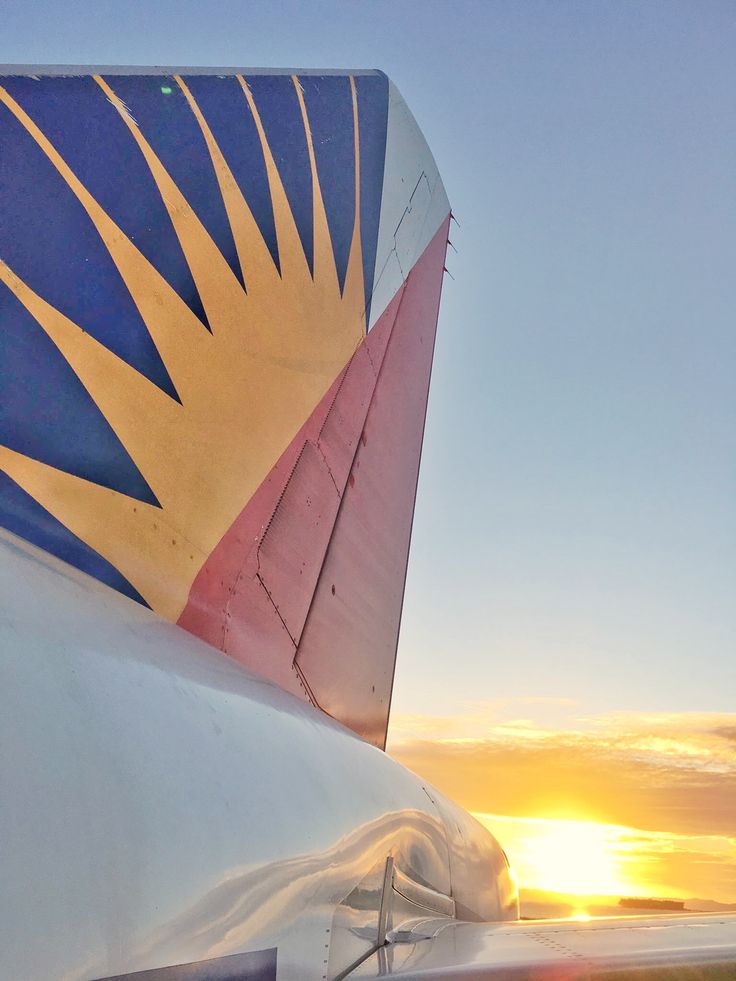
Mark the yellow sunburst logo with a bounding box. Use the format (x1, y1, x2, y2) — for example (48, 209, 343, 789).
(0, 74, 366, 620)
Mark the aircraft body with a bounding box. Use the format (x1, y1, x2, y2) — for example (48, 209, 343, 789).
(0, 66, 733, 979)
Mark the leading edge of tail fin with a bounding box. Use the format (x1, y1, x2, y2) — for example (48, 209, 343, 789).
(0, 69, 450, 748)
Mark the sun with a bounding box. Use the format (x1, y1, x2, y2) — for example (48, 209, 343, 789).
(521, 820, 628, 896)
(477, 814, 642, 899)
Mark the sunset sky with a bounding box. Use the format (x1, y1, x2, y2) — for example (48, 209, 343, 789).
(4, 0, 735, 911)
(388, 704, 735, 907)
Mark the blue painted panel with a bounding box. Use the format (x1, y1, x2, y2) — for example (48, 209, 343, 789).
(245, 75, 314, 274)
(183, 75, 280, 276)
(0, 473, 147, 604)
(300, 75, 355, 294)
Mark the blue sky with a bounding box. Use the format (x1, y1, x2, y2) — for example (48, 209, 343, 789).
(4, 0, 734, 724)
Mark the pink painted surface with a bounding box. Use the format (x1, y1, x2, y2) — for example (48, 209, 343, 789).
(295, 218, 450, 746)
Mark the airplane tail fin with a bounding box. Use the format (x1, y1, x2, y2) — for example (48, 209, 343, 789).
(0, 68, 449, 747)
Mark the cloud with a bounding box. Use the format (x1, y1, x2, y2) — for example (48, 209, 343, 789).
(712, 726, 736, 744)
(387, 710, 736, 838)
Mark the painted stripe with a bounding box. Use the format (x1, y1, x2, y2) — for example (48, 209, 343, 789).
(95, 947, 277, 981)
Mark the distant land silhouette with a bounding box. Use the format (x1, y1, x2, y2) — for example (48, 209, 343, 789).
(619, 897, 683, 911)
(520, 888, 736, 920)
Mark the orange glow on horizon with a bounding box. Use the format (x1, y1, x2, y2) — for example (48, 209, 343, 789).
(472, 812, 712, 905)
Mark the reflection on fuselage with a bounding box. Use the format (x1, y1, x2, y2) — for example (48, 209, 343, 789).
(0, 531, 517, 981)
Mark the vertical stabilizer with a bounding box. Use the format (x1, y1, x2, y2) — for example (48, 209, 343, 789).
(0, 69, 449, 746)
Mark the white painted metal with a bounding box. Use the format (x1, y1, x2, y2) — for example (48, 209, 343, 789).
(353, 913, 736, 979)
(368, 80, 451, 330)
(0, 530, 515, 981)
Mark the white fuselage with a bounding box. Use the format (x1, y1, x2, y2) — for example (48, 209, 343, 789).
(0, 530, 517, 981)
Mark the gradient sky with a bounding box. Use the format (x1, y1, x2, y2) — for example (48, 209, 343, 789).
(4, 0, 734, 903)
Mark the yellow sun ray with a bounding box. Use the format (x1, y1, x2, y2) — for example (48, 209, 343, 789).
(174, 74, 279, 296)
